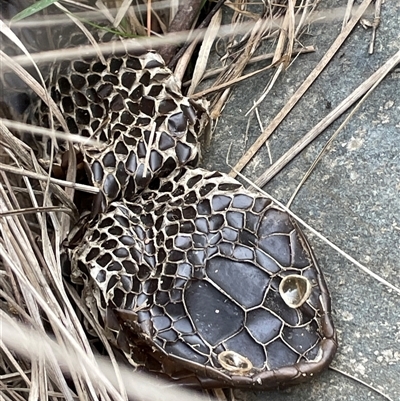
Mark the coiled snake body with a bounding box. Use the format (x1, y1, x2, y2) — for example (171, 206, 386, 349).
(4, 8, 337, 389)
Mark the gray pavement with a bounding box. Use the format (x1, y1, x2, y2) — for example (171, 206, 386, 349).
(202, 1, 400, 400)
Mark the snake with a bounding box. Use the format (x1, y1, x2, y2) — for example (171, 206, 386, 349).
(2, 1, 337, 390)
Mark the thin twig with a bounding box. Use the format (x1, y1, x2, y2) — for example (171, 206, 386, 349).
(168, 0, 227, 69)
(286, 52, 393, 208)
(233, 170, 400, 296)
(330, 366, 394, 401)
(0, 119, 99, 147)
(228, 0, 373, 179)
(254, 47, 400, 187)
(182, 46, 315, 87)
(0, 206, 73, 218)
(0, 163, 99, 194)
(191, 59, 277, 99)
(369, 0, 382, 54)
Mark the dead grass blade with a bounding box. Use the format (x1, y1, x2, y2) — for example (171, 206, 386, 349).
(0, 162, 98, 195)
(0, 123, 79, 215)
(0, 205, 72, 218)
(233, 170, 400, 296)
(368, 0, 382, 54)
(1, 317, 214, 401)
(187, 9, 222, 95)
(184, 45, 315, 87)
(113, 0, 134, 28)
(0, 119, 99, 147)
(329, 366, 394, 401)
(0, 50, 68, 132)
(254, 47, 400, 187)
(342, 0, 354, 28)
(55, 2, 107, 64)
(191, 60, 277, 100)
(286, 48, 399, 208)
(228, 0, 373, 179)
(272, 0, 295, 66)
(245, 63, 284, 116)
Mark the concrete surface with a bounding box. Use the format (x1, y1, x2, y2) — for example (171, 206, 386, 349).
(202, 1, 400, 400)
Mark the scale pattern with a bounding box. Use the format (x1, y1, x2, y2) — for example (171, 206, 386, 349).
(31, 34, 337, 388)
(68, 167, 337, 388)
(37, 49, 206, 203)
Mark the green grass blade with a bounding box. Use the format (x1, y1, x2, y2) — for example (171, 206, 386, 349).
(11, 0, 58, 22)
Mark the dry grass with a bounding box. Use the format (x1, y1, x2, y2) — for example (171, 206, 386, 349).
(0, 1, 397, 400)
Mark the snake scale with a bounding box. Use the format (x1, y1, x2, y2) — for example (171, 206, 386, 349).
(2, 1, 337, 390)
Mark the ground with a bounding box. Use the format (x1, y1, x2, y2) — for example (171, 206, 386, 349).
(202, 1, 400, 400)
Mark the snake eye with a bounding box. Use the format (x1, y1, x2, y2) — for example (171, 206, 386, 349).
(279, 274, 312, 308)
(218, 350, 253, 374)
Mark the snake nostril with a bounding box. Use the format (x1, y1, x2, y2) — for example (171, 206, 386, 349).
(279, 274, 312, 309)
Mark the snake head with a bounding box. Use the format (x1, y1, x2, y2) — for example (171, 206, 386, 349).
(70, 167, 337, 389)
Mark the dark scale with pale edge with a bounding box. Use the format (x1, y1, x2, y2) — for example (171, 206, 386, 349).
(2, 4, 337, 388)
(69, 166, 336, 388)
(37, 50, 203, 204)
